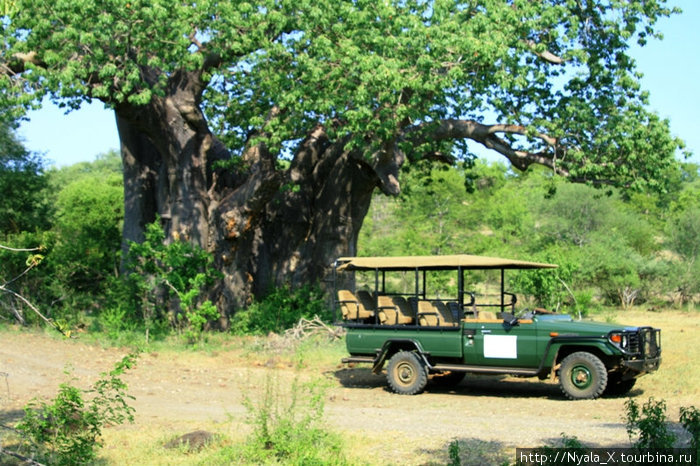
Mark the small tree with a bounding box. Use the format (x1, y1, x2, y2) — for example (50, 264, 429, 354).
(126, 219, 220, 342)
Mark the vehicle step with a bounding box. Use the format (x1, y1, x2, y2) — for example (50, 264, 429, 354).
(432, 364, 538, 376)
(342, 356, 375, 364)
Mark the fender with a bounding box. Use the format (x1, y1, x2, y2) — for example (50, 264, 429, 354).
(372, 339, 430, 374)
(536, 336, 622, 376)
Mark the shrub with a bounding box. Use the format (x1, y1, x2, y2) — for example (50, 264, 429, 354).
(15, 353, 138, 465)
(680, 405, 700, 453)
(231, 284, 330, 335)
(624, 397, 676, 449)
(125, 219, 220, 342)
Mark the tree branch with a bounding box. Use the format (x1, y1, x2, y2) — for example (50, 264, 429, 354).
(0, 446, 45, 466)
(0, 244, 42, 252)
(524, 39, 565, 65)
(0, 285, 69, 337)
(405, 119, 569, 176)
(6, 51, 46, 74)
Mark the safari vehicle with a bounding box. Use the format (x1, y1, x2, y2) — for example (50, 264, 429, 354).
(333, 254, 661, 400)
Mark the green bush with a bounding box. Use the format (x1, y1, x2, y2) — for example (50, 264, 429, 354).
(125, 219, 220, 342)
(680, 406, 700, 454)
(231, 284, 330, 335)
(624, 397, 676, 449)
(52, 174, 123, 296)
(15, 353, 138, 465)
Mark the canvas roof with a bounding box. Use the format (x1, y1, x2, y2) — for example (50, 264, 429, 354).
(335, 254, 558, 271)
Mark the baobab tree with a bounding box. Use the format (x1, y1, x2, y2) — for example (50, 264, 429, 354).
(1, 0, 683, 314)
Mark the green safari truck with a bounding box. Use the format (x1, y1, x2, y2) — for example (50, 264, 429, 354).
(333, 254, 661, 400)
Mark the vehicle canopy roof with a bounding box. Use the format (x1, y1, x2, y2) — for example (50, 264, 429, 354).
(335, 254, 558, 272)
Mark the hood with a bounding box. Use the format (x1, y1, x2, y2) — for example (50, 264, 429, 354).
(534, 317, 638, 336)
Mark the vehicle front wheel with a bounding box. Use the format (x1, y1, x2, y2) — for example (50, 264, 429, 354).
(558, 352, 608, 400)
(387, 351, 428, 395)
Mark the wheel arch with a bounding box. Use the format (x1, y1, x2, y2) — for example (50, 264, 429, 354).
(548, 340, 619, 372)
(372, 339, 428, 374)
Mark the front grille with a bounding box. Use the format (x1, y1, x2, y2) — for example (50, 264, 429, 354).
(627, 332, 641, 354)
(618, 327, 660, 357)
(640, 328, 661, 358)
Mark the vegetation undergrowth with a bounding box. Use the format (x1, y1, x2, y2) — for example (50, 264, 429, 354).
(212, 371, 350, 465)
(507, 400, 699, 466)
(6, 353, 138, 465)
(231, 284, 331, 335)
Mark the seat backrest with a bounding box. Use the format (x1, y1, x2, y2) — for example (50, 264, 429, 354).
(417, 300, 440, 326)
(337, 289, 357, 320)
(435, 301, 458, 327)
(447, 301, 461, 320)
(337, 289, 374, 321)
(356, 290, 376, 312)
(392, 296, 415, 324)
(377, 295, 396, 324)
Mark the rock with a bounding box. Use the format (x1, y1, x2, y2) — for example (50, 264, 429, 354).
(164, 430, 215, 452)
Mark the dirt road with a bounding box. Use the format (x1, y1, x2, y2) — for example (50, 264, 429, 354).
(0, 331, 655, 464)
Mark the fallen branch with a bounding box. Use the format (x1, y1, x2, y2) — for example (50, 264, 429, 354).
(284, 316, 344, 340)
(0, 446, 45, 466)
(0, 285, 69, 338)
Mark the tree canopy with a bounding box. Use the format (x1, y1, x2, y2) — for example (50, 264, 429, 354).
(3, 0, 683, 186)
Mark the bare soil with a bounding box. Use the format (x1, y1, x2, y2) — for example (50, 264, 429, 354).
(0, 330, 663, 464)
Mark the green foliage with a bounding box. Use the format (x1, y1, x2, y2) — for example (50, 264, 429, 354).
(0, 122, 51, 235)
(177, 275, 221, 344)
(126, 219, 220, 342)
(52, 172, 123, 294)
(1, 0, 682, 191)
(235, 373, 348, 465)
(359, 161, 700, 313)
(679, 406, 700, 454)
(231, 284, 330, 335)
(1, 151, 126, 326)
(510, 250, 576, 310)
(624, 397, 676, 449)
(15, 353, 138, 465)
(447, 439, 461, 466)
(0, 231, 55, 325)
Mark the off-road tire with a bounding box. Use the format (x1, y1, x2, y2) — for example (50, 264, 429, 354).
(430, 371, 466, 388)
(559, 352, 608, 400)
(387, 351, 428, 395)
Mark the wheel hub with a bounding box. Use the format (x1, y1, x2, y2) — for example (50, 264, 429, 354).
(397, 363, 415, 384)
(571, 364, 592, 389)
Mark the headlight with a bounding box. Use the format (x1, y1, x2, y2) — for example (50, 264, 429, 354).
(609, 332, 628, 349)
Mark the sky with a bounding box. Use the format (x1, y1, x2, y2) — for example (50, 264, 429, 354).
(17, 0, 700, 168)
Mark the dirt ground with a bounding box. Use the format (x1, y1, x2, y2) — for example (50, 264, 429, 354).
(0, 331, 672, 464)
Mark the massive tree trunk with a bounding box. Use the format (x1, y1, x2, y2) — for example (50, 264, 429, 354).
(115, 82, 392, 318)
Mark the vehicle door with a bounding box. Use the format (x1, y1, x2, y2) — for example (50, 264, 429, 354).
(461, 315, 539, 368)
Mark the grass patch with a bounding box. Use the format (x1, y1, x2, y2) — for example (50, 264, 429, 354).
(608, 309, 700, 404)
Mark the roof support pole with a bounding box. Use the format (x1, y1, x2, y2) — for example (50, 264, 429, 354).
(501, 268, 505, 313)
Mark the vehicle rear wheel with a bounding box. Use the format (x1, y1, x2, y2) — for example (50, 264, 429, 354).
(387, 351, 428, 395)
(559, 352, 608, 400)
